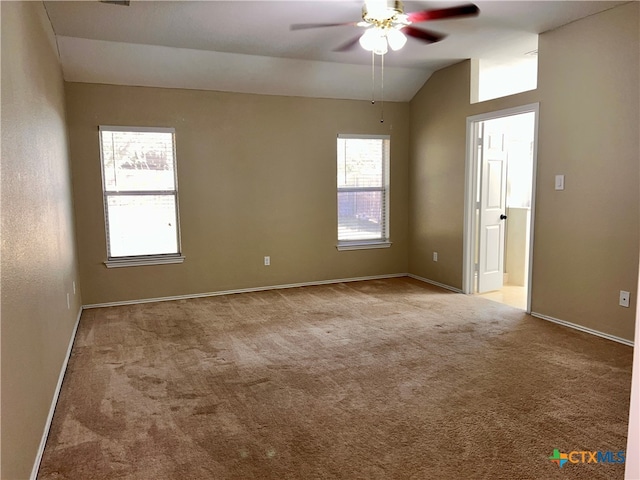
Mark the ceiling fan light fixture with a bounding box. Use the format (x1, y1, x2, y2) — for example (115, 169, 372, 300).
(386, 28, 407, 50)
(359, 27, 388, 55)
(359, 28, 376, 50)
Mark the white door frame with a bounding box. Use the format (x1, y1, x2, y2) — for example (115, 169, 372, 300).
(462, 103, 539, 313)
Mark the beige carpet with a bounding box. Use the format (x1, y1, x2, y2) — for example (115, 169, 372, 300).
(39, 278, 632, 479)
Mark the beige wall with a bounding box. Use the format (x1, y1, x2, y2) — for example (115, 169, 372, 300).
(505, 208, 530, 287)
(1, 2, 82, 479)
(532, 2, 639, 340)
(409, 2, 639, 341)
(408, 59, 537, 289)
(66, 84, 410, 304)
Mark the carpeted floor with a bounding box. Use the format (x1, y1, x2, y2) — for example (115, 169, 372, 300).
(39, 278, 632, 479)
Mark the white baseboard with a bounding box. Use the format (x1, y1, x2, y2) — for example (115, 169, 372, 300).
(406, 277, 633, 347)
(83, 273, 409, 309)
(30, 306, 83, 480)
(531, 312, 634, 347)
(407, 274, 464, 294)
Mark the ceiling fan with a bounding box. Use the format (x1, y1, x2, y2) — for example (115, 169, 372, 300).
(291, 0, 479, 55)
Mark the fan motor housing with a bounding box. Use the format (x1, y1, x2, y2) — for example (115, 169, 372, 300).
(362, 0, 404, 26)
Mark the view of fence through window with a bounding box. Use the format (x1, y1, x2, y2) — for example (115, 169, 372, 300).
(100, 127, 180, 258)
(337, 135, 389, 242)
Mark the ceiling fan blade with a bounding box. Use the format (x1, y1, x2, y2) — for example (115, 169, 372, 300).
(403, 26, 446, 44)
(290, 22, 358, 31)
(407, 4, 479, 23)
(333, 35, 362, 52)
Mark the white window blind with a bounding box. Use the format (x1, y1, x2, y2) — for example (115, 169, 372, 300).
(337, 134, 390, 246)
(99, 126, 182, 262)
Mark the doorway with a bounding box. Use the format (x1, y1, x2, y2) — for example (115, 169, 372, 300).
(462, 104, 538, 312)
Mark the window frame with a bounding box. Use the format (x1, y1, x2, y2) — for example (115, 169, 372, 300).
(336, 133, 392, 251)
(99, 125, 185, 268)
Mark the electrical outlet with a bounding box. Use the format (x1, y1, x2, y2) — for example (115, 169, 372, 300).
(433, 252, 438, 262)
(264, 256, 270, 266)
(619, 290, 630, 308)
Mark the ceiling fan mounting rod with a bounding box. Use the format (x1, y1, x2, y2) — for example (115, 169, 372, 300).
(362, 0, 408, 28)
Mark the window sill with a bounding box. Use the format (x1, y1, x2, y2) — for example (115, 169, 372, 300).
(336, 241, 392, 251)
(104, 255, 185, 268)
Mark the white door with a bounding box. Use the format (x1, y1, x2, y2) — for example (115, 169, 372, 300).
(477, 120, 508, 293)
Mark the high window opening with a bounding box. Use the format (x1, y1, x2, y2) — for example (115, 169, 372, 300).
(471, 36, 538, 103)
(337, 134, 391, 251)
(99, 126, 184, 267)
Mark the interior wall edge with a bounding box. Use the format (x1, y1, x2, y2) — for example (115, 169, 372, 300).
(29, 306, 83, 480)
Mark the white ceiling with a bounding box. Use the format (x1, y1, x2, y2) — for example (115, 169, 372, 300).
(43, 0, 627, 102)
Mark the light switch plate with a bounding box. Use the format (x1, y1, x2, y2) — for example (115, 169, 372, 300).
(555, 175, 565, 190)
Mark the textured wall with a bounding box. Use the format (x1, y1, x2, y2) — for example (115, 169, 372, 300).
(65, 84, 410, 304)
(532, 2, 639, 340)
(408, 59, 537, 289)
(0, 2, 82, 478)
(409, 2, 639, 341)
(408, 60, 471, 289)
(505, 208, 530, 287)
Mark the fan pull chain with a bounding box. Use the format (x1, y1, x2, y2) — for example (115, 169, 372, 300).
(380, 52, 384, 123)
(371, 49, 375, 104)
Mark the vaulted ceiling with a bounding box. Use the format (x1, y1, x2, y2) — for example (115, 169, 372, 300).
(43, 1, 627, 101)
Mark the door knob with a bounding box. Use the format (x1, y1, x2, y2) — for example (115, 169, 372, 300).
(500, 214, 508, 220)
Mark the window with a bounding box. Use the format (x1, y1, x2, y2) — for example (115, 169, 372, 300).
(99, 126, 183, 267)
(337, 134, 391, 250)
(470, 36, 538, 103)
